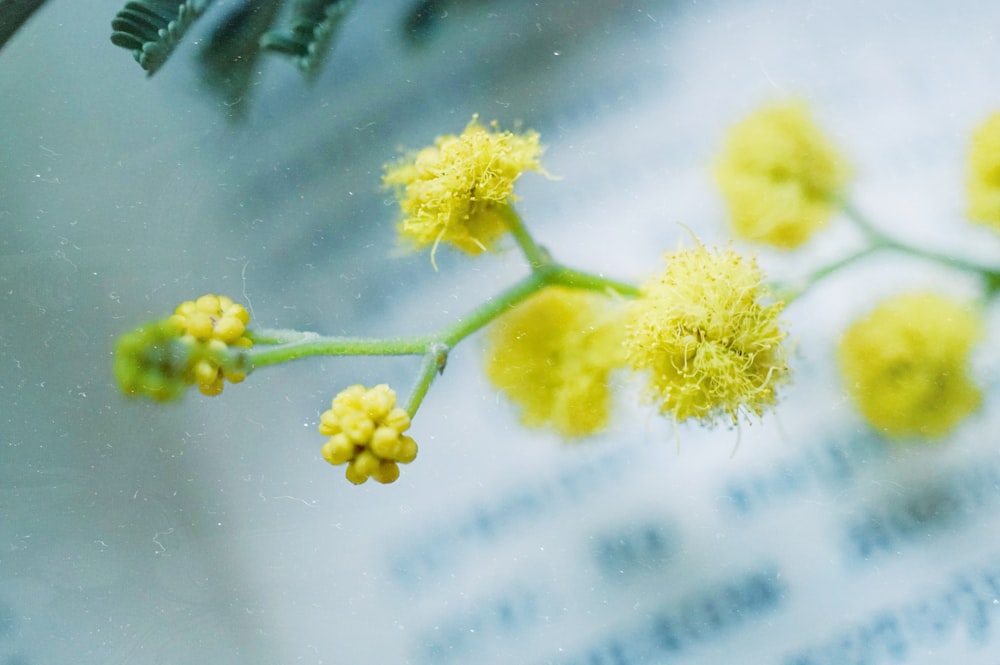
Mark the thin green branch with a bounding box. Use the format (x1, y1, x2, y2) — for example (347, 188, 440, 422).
(843, 199, 1000, 280)
(501, 204, 551, 269)
(236, 204, 645, 418)
(438, 270, 548, 346)
(404, 344, 449, 416)
(777, 244, 882, 303)
(544, 264, 642, 298)
(247, 334, 431, 369)
(242, 260, 638, 376)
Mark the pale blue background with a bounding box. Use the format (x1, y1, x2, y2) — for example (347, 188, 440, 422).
(3, 1, 1000, 663)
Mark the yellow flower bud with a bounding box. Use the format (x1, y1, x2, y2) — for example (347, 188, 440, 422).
(213, 316, 246, 344)
(370, 426, 402, 459)
(395, 436, 418, 464)
(322, 434, 356, 465)
(372, 460, 401, 484)
(169, 293, 255, 397)
(318, 384, 418, 485)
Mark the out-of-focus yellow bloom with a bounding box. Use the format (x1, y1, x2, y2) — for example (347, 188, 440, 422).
(169, 294, 253, 396)
(383, 115, 544, 263)
(114, 294, 253, 400)
(484, 287, 626, 438)
(967, 111, 1000, 233)
(114, 318, 191, 402)
(625, 245, 788, 424)
(714, 100, 850, 249)
(837, 292, 983, 439)
(319, 384, 417, 485)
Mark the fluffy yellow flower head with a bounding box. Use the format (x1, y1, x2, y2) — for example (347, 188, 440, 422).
(319, 384, 418, 485)
(168, 294, 253, 396)
(837, 292, 983, 439)
(625, 245, 788, 424)
(383, 116, 544, 263)
(485, 287, 626, 438)
(966, 111, 1000, 233)
(714, 100, 850, 249)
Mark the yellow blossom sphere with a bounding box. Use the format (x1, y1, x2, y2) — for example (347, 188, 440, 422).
(625, 245, 788, 424)
(837, 292, 983, 439)
(485, 287, 626, 438)
(114, 294, 253, 401)
(966, 111, 1000, 233)
(319, 384, 417, 485)
(383, 115, 544, 263)
(714, 100, 851, 249)
(169, 293, 253, 396)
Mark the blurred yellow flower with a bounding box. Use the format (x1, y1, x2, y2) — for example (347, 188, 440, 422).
(837, 292, 983, 439)
(625, 245, 788, 424)
(319, 384, 417, 485)
(485, 287, 626, 438)
(967, 111, 1000, 233)
(114, 318, 191, 402)
(383, 115, 544, 264)
(714, 100, 850, 249)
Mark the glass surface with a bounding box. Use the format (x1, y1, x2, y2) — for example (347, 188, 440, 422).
(2, 1, 1000, 663)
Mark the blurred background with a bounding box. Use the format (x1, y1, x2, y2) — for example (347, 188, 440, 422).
(3, 0, 1000, 663)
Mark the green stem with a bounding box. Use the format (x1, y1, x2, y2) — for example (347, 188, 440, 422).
(237, 206, 645, 418)
(501, 203, 641, 296)
(248, 334, 431, 368)
(544, 264, 642, 298)
(843, 200, 1000, 280)
(501, 204, 550, 269)
(245, 261, 640, 373)
(404, 344, 448, 416)
(806, 247, 879, 287)
(437, 271, 549, 345)
(430, 263, 639, 345)
(779, 244, 882, 303)
(782, 200, 1000, 302)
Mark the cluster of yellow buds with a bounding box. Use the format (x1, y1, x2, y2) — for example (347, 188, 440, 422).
(114, 293, 252, 401)
(319, 384, 418, 485)
(168, 294, 253, 395)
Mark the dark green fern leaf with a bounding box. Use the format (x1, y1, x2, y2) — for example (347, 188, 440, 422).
(402, 0, 449, 43)
(260, 0, 354, 78)
(110, 0, 214, 75)
(198, 0, 285, 120)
